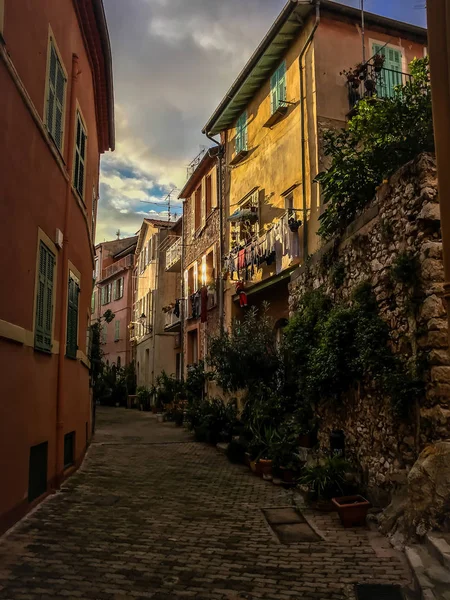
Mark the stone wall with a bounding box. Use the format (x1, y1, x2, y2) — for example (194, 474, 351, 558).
(288, 153, 450, 502)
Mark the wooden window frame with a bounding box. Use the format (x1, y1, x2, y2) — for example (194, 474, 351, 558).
(235, 111, 248, 154)
(270, 61, 287, 115)
(34, 240, 56, 353)
(44, 31, 67, 154)
(66, 270, 80, 359)
(73, 109, 87, 201)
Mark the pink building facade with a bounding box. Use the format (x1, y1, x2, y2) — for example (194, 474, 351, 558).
(92, 237, 137, 367)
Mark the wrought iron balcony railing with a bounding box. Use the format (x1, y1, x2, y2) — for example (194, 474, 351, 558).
(347, 65, 412, 110)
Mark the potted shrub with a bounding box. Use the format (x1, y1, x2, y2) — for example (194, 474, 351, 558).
(136, 386, 152, 412)
(299, 456, 352, 511)
(373, 53, 385, 72)
(332, 495, 371, 527)
(288, 217, 302, 233)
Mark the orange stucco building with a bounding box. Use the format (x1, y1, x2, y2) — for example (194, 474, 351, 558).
(0, 0, 114, 532)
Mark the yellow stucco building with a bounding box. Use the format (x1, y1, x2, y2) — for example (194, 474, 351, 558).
(202, 0, 426, 329)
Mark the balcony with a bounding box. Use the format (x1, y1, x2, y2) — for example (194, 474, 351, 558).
(164, 308, 181, 332)
(165, 238, 182, 272)
(101, 254, 134, 281)
(347, 64, 411, 112)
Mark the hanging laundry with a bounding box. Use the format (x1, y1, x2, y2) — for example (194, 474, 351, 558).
(235, 281, 248, 308)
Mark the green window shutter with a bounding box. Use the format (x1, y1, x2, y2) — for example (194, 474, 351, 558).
(74, 113, 87, 199)
(91, 290, 95, 313)
(114, 320, 120, 341)
(372, 44, 402, 98)
(46, 42, 66, 151)
(277, 61, 286, 105)
(66, 276, 79, 359)
(35, 242, 55, 352)
(270, 71, 278, 114)
(235, 112, 247, 154)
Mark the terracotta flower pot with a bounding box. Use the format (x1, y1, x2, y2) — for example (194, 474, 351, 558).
(332, 495, 371, 527)
(256, 459, 272, 477)
(280, 467, 296, 484)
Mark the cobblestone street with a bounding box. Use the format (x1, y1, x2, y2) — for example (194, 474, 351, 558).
(0, 408, 413, 600)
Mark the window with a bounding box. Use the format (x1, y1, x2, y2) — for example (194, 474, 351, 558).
(205, 174, 212, 217)
(73, 111, 87, 199)
(35, 242, 55, 353)
(285, 192, 294, 211)
(101, 282, 112, 305)
(194, 186, 202, 231)
(270, 61, 286, 114)
(115, 277, 124, 300)
(372, 43, 402, 98)
(46, 40, 66, 151)
(193, 262, 199, 292)
(114, 320, 120, 341)
(63, 432, 75, 469)
(91, 290, 95, 314)
(187, 329, 199, 365)
(235, 111, 248, 154)
(231, 189, 259, 246)
(101, 323, 107, 344)
(28, 442, 48, 502)
(94, 258, 99, 280)
(66, 273, 80, 359)
(0, 0, 4, 36)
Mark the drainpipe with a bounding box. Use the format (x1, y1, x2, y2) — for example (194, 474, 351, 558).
(205, 132, 225, 335)
(180, 211, 185, 379)
(55, 53, 80, 485)
(299, 0, 320, 262)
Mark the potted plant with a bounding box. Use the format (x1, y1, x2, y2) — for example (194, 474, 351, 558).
(288, 216, 302, 233)
(136, 386, 152, 412)
(332, 495, 371, 527)
(364, 78, 376, 93)
(373, 53, 385, 72)
(299, 456, 352, 511)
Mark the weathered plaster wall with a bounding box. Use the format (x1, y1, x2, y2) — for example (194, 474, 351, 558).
(289, 154, 449, 501)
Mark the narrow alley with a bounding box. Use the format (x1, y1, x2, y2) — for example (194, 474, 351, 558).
(0, 408, 411, 600)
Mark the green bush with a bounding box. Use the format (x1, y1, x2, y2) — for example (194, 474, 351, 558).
(136, 386, 152, 411)
(208, 304, 281, 393)
(299, 457, 353, 501)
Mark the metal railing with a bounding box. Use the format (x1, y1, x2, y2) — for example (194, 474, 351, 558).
(101, 254, 134, 281)
(348, 65, 412, 110)
(165, 238, 182, 270)
(164, 310, 181, 329)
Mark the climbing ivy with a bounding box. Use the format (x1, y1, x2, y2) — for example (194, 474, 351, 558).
(283, 285, 423, 415)
(316, 57, 433, 240)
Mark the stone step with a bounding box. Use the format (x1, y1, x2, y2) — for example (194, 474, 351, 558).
(426, 533, 450, 571)
(405, 544, 450, 600)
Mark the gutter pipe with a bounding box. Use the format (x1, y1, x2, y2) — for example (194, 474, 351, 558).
(205, 132, 225, 336)
(299, 0, 320, 262)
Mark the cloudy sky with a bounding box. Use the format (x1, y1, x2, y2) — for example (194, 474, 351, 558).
(96, 0, 427, 242)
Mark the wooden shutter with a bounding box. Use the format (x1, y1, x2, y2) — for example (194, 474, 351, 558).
(211, 166, 218, 209)
(66, 274, 79, 359)
(74, 113, 87, 199)
(35, 242, 55, 352)
(201, 179, 206, 228)
(193, 262, 199, 292)
(270, 71, 278, 114)
(191, 196, 195, 237)
(277, 61, 286, 105)
(46, 42, 66, 151)
(115, 320, 120, 341)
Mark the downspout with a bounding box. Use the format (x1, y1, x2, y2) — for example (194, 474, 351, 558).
(299, 1, 320, 262)
(180, 212, 185, 379)
(205, 132, 225, 335)
(55, 53, 80, 485)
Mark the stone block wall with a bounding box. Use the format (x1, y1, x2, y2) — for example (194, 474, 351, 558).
(288, 153, 449, 500)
